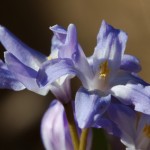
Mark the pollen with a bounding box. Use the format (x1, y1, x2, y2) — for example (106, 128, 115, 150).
(99, 61, 109, 78)
(143, 124, 150, 138)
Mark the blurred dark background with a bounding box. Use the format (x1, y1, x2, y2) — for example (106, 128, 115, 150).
(1, 0, 150, 149)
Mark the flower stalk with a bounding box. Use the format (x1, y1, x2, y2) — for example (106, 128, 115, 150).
(63, 102, 79, 150)
(79, 128, 89, 150)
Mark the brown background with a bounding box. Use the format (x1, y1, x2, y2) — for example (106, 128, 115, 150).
(0, 0, 150, 149)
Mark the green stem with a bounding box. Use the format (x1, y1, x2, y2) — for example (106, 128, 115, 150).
(63, 102, 79, 150)
(79, 128, 89, 150)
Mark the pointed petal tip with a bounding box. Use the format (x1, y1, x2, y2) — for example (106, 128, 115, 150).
(101, 20, 107, 26)
(100, 20, 127, 37)
(0, 25, 4, 30)
(49, 24, 59, 31)
(49, 24, 66, 34)
(0, 25, 5, 38)
(100, 20, 111, 30)
(50, 23, 76, 33)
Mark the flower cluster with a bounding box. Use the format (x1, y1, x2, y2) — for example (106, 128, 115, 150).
(0, 20, 150, 150)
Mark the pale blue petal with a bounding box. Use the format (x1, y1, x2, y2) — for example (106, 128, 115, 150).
(120, 54, 141, 73)
(58, 24, 79, 61)
(37, 57, 93, 90)
(93, 20, 128, 72)
(37, 58, 77, 86)
(50, 25, 66, 43)
(75, 87, 111, 128)
(51, 24, 79, 61)
(0, 25, 47, 70)
(0, 60, 25, 91)
(95, 117, 121, 137)
(51, 24, 94, 88)
(108, 104, 150, 149)
(41, 100, 92, 150)
(41, 100, 73, 150)
(109, 70, 148, 87)
(111, 83, 150, 114)
(108, 104, 137, 148)
(5, 52, 48, 95)
(49, 75, 73, 103)
(0, 59, 7, 69)
(50, 25, 67, 58)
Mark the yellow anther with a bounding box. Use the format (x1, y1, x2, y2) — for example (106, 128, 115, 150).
(143, 124, 150, 138)
(47, 55, 52, 60)
(99, 61, 109, 78)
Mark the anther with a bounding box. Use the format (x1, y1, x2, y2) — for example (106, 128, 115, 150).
(99, 61, 109, 78)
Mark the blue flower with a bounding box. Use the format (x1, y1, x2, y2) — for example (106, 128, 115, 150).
(41, 100, 92, 150)
(37, 20, 150, 128)
(108, 103, 150, 150)
(0, 25, 73, 103)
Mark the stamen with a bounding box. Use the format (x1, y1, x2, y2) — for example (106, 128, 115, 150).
(143, 124, 150, 138)
(99, 61, 109, 78)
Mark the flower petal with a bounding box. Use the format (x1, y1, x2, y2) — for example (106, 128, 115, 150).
(75, 87, 111, 128)
(50, 24, 79, 61)
(107, 104, 137, 148)
(51, 24, 94, 88)
(111, 83, 150, 114)
(41, 100, 92, 150)
(109, 70, 148, 87)
(120, 54, 141, 73)
(58, 24, 79, 61)
(0, 59, 7, 69)
(93, 20, 128, 72)
(94, 117, 121, 137)
(4, 52, 48, 95)
(50, 25, 67, 43)
(49, 75, 73, 103)
(0, 25, 47, 70)
(41, 100, 73, 150)
(37, 58, 77, 87)
(108, 104, 150, 149)
(0, 59, 25, 91)
(50, 25, 67, 59)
